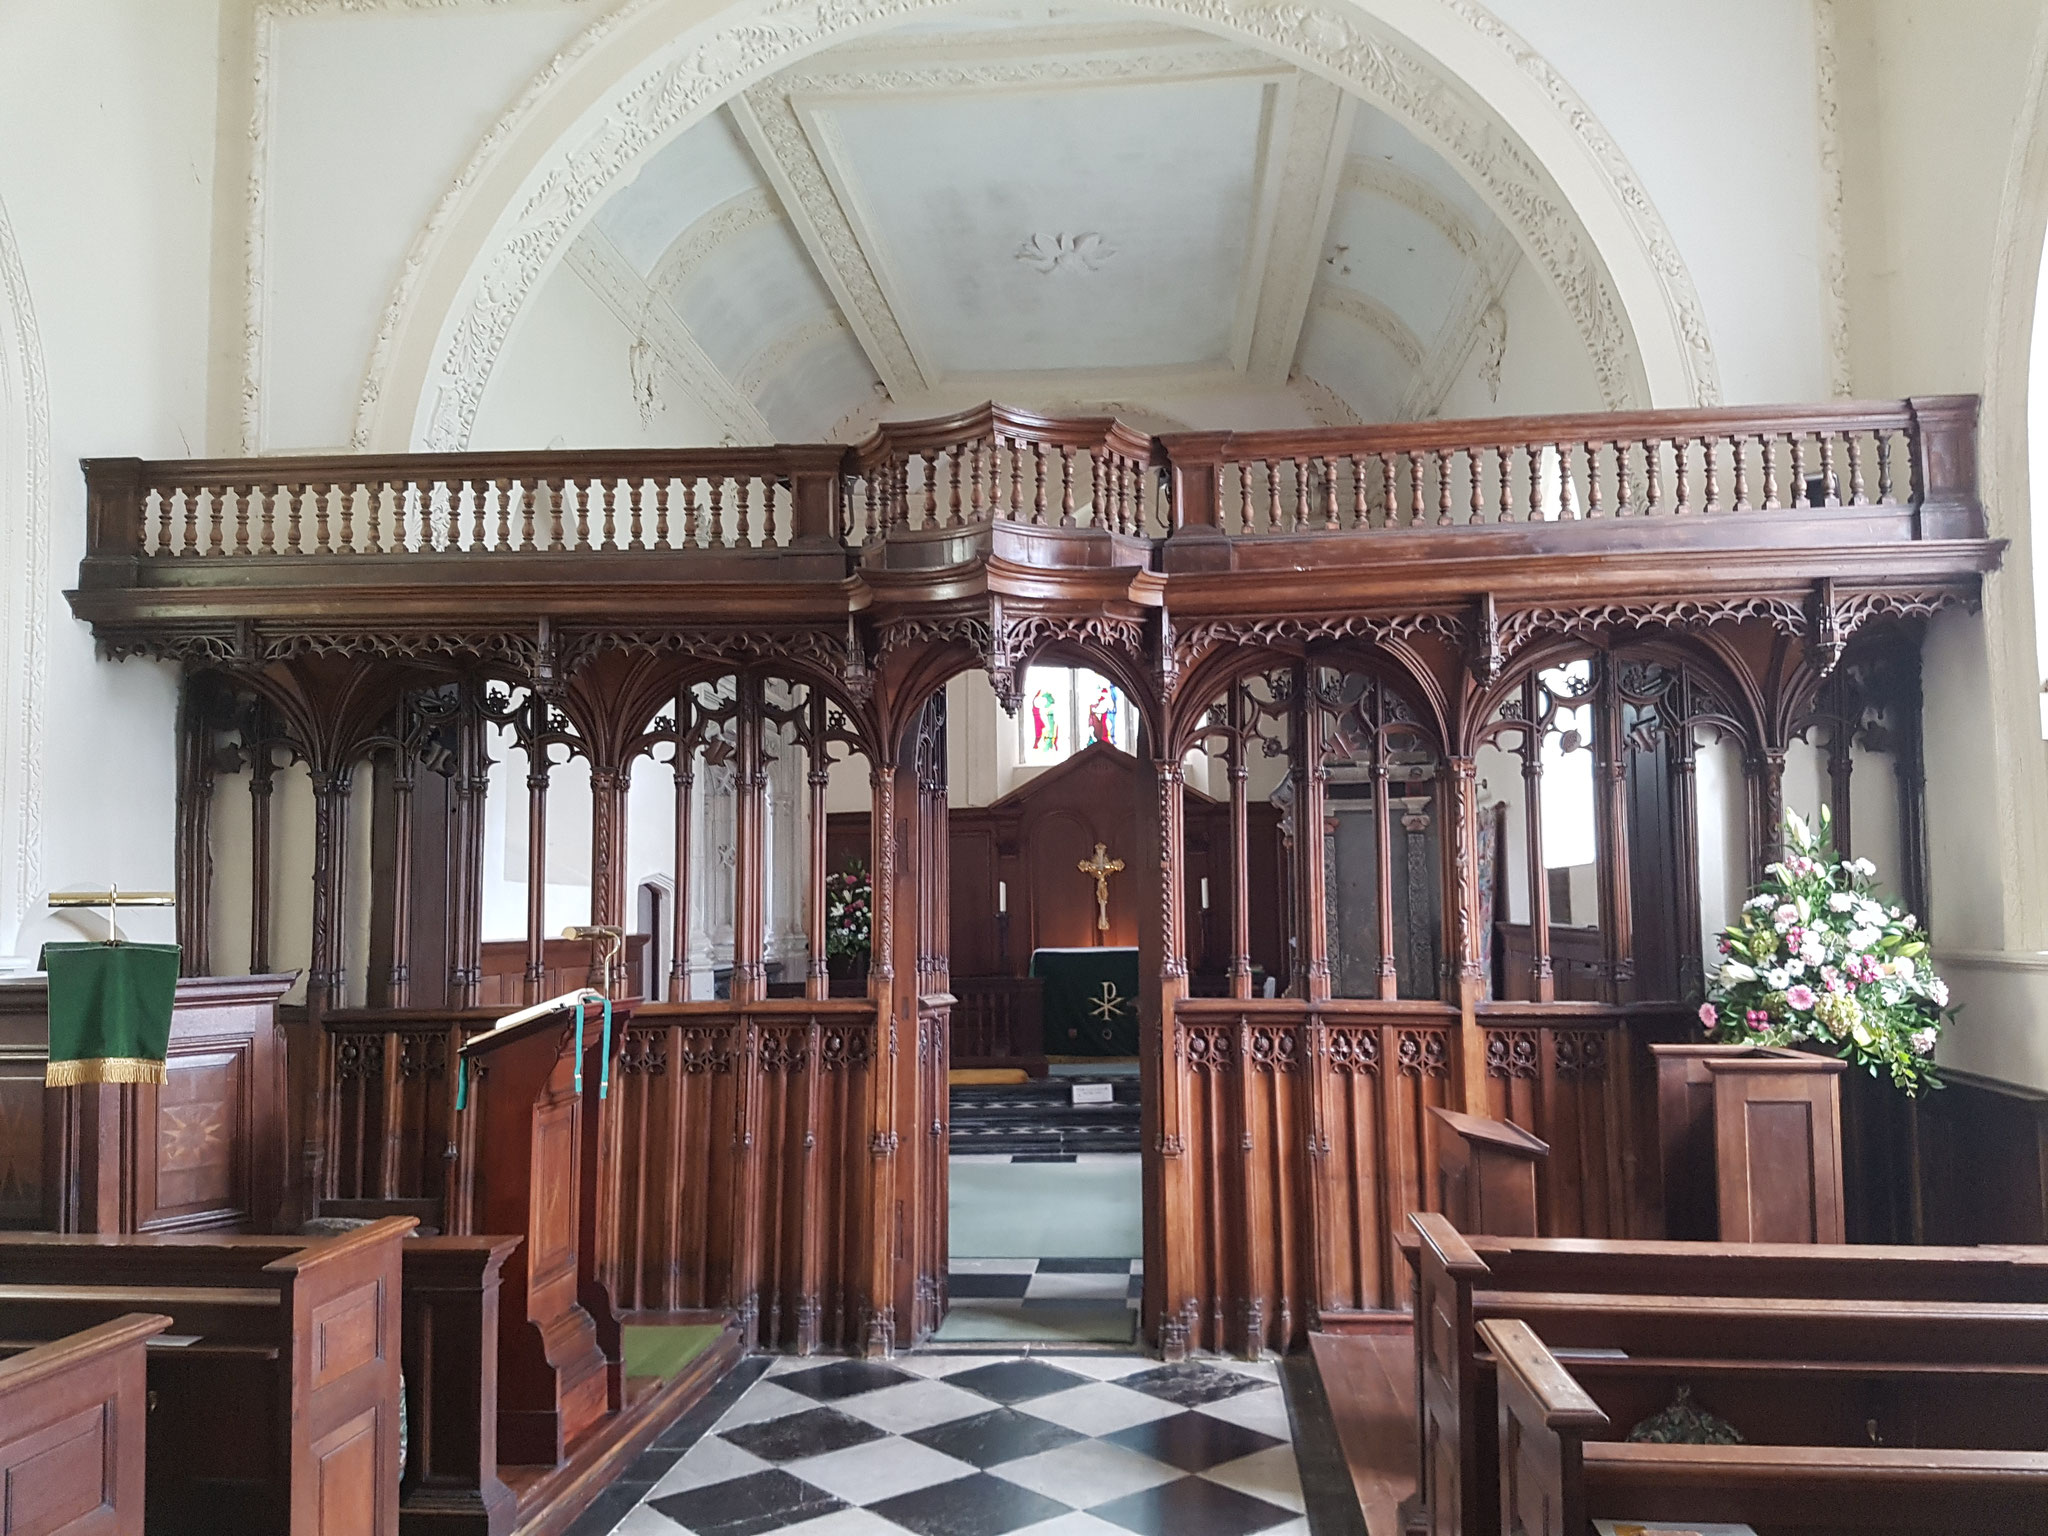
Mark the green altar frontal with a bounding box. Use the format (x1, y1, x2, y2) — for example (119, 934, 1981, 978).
(1030, 946, 1139, 1057)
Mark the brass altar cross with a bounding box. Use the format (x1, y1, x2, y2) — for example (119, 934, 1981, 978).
(1078, 842, 1125, 932)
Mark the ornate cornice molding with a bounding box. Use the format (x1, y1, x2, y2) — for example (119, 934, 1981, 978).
(1813, 0, 1851, 399)
(1437, 0, 1721, 406)
(375, 0, 1713, 451)
(0, 187, 51, 954)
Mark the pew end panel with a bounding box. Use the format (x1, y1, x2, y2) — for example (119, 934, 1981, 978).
(264, 1215, 415, 1536)
(0, 1312, 167, 1536)
(400, 1235, 523, 1536)
(1482, 1317, 1608, 1536)
(1414, 1212, 1492, 1536)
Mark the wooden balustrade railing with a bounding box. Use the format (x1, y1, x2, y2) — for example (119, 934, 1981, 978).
(85, 445, 848, 562)
(80, 396, 1980, 572)
(1156, 396, 1981, 540)
(847, 402, 1162, 543)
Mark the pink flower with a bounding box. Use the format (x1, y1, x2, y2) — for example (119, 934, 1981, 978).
(1786, 984, 1816, 1012)
(1698, 1003, 1718, 1029)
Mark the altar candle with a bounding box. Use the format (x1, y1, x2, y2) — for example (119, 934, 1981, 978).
(998, 880, 1007, 914)
(1200, 877, 1210, 910)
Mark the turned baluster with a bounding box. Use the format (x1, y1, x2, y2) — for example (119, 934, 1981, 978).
(970, 438, 986, 521)
(309, 482, 332, 555)
(916, 447, 934, 529)
(1700, 436, 1717, 512)
(944, 447, 960, 528)
(1877, 430, 1895, 502)
(1467, 447, 1484, 525)
(1498, 444, 1515, 523)
(273, 483, 297, 555)
(1641, 439, 1660, 514)
(1348, 455, 1365, 529)
(1232, 461, 1249, 535)
(681, 480, 701, 548)
(514, 478, 534, 550)
(490, 478, 510, 551)
(1427, 448, 1447, 526)
(1762, 435, 1781, 509)
(199, 489, 221, 555)
(539, 477, 561, 550)
(253, 483, 275, 554)
(173, 487, 195, 556)
(1672, 436, 1690, 513)
(1055, 444, 1073, 528)
(1789, 436, 1807, 509)
(1819, 432, 1837, 506)
(1731, 435, 1750, 511)
(1402, 452, 1421, 528)
(1582, 442, 1601, 518)
(1847, 433, 1866, 505)
(733, 476, 753, 548)
(1002, 438, 1018, 521)
(1376, 453, 1394, 529)
(1527, 444, 1544, 522)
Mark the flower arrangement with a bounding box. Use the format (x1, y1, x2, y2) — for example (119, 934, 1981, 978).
(824, 858, 871, 965)
(1701, 807, 1949, 1093)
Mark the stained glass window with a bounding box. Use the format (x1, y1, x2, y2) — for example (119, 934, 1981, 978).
(1018, 666, 1133, 763)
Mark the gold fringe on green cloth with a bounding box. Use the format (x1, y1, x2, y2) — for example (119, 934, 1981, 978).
(44, 1056, 169, 1088)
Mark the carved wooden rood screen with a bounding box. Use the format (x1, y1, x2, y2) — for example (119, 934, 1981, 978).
(69, 398, 1997, 1358)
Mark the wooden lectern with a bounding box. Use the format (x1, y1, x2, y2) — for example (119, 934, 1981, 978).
(1653, 1043, 1847, 1243)
(455, 1000, 623, 1467)
(1429, 1107, 1549, 1237)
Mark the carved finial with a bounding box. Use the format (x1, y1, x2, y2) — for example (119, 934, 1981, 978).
(1808, 577, 1845, 676)
(1466, 592, 1502, 685)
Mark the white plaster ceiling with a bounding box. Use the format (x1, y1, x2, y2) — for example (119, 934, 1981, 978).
(556, 4, 1568, 441)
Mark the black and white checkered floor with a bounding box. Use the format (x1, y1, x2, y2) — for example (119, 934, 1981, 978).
(597, 1352, 1307, 1536)
(949, 1258, 1143, 1305)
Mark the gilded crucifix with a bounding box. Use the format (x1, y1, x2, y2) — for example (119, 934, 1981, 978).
(1078, 842, 1125, 932)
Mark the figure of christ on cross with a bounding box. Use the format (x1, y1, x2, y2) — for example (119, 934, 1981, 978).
(1078, 841, 1125, 932)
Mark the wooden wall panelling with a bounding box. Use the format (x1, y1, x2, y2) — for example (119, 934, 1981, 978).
(0, 973, 292, 1234)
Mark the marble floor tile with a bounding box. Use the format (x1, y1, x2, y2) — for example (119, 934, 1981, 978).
(1014, 1382, 1183, 1438)
(785, 1438, 978, 1507)
(986, 1438, 1182, 1507)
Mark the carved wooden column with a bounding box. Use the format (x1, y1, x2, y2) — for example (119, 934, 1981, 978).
(1824, 671, 1856, 858)
(384, 742, 416, 1008)
(248, 736, 276, 974)
(523, 697, 551, 1006)
(589, 762, 630, 956)
(670, 689, 696, 1002)
(1374, 749, 1399, 1001)
(1447, 754, 1487, 1111)
(450, 699, 488, 1010)
(173, 677, 216, 976)
(864, 755, 901, 1357)
(1226, 683, 1253, 1000)
(1666, 691, 1704, 997)
(1593, 660, 1634, 1006)
(1521, 677, 1554, 1001)
(308, 766, 354, 1013)
(731, 673, 767, 1005)
(1144, 746, 1197, 1360)
(1749, 744, 1787, 885)
(1290, 664, 1332, 1001)
(807, 694, 831, 1000)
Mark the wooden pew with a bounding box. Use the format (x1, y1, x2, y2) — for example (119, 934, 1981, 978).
(1485, 1317, 2048, 1536)
(1412, 1213, 2048, 1536)
(0, 1313, 167, 1536)
(0, 1218, 411, 1536)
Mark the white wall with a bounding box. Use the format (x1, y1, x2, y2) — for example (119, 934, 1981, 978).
(1, 0, 222, 968)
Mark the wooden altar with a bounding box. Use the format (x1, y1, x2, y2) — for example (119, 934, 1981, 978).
(65, 396, 1998, 1358)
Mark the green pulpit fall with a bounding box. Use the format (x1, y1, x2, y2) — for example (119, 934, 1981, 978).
(38, 942, 181, 1087)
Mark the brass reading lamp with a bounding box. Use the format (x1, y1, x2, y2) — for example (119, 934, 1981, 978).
(46, 886, 175, 945)
(466, 925, 625, 1109)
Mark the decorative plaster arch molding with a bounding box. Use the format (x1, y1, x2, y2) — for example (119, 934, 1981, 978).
(350, 0, 1721, 452)
(1975, 6, 2048, 950)
(0, 190, 50, 959)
